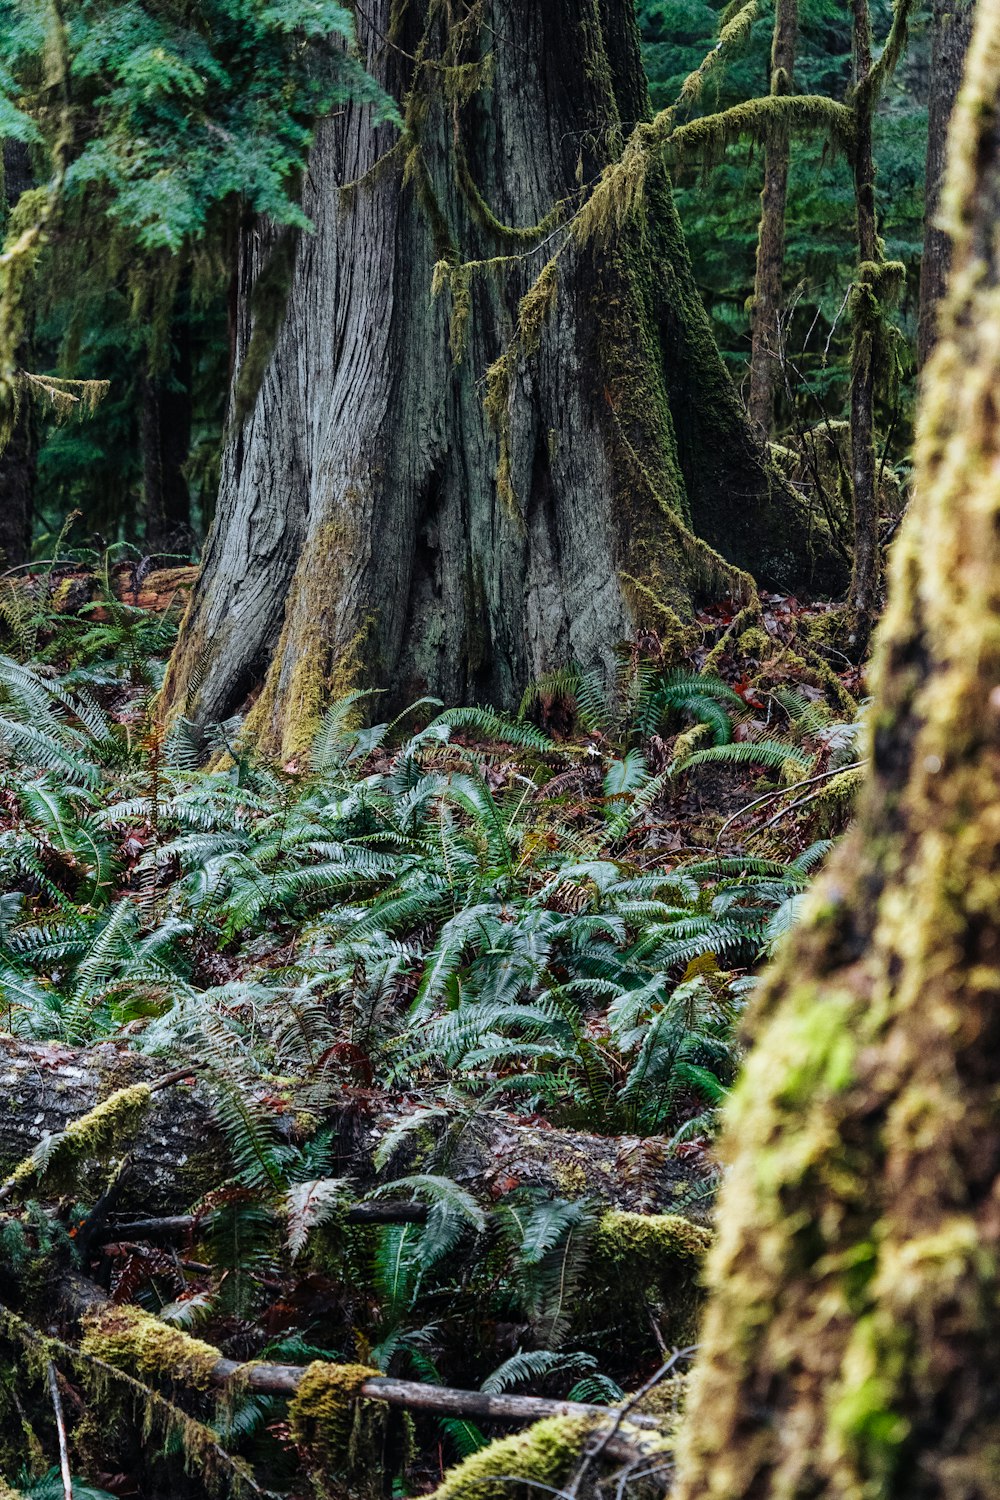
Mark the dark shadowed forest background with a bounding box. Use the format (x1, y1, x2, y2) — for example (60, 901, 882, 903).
(0, 2, 998, 1499)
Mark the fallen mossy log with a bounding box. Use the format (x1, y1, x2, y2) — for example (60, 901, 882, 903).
(0, 1038, 223, 1212)
(95, 1205, 713, 1255)
(68, 1294, 670, 1466)
(0, 1037, 714, 1216)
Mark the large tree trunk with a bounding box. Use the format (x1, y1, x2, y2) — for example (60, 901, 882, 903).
(0, 140, 36, 568)
(674, 3, 1000, 1495)
(748, 0, 798, 435)
(0, 399, 34, 568)
(917, 0, 975, 368)
(161, 0, 844, 757)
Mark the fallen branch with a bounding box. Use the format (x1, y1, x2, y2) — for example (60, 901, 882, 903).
(96, 1200, 430, 1244)
(46, 1360, 72, 1500)
(747, 764, 864, 838)
(0, 563, 198, 614)
(713, 761, 865, 847)
(62, 1282, 664, 1464)
(229, 1365, 663, 1439)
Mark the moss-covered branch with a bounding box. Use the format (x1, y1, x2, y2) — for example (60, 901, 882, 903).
(858, 0, 918, 109)
(667, 94, 854, 171)
(81, 1303, 222, 1389)
(75, 1297, 676, 1497)
(72, 1295, 675, 1440)
(674, 1, 763, 113)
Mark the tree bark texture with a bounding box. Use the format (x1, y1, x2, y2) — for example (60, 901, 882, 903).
(748, 0, 798, 435)
(0, 1037, 710, 1219)
(161, 0, 845, 756)
(918, 0, 975, 368)
(674, 5, 1000, 1495)
(848, 0, 880, 647)
(0, 139, 36, 569)
(0, 1038, 226, 1212)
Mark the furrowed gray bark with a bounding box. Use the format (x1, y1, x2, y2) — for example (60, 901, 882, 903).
(162, 0, 845, 756)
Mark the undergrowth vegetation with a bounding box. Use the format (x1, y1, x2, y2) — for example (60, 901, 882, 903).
(0, 592, 857, 1139)
(0, 569, 863, 1495)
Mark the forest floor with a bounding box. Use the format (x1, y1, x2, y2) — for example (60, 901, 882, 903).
(0, 557, 866, 1500)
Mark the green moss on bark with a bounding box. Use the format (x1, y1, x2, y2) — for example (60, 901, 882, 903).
(80, 1304, 221, 1389)
(2, 1083, 152, 1199)
(241, 516, 368, 760)
(288, 1362, 389, 1495)
(427, 1416, 594, 1500)
(594, 1210, 712, 1266)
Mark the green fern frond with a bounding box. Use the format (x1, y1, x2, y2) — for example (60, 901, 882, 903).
(672, 739, 812, 774)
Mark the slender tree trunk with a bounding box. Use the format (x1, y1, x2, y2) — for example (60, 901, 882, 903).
(918, 0, 975, 368)
(161, 0, 845, 756)
(748, 0, 798, 434)
(141, 332, 193, 557)
(674, 5, 1000, 1495)
(0, 140, 36, 568)
(848, 0, 880, 650)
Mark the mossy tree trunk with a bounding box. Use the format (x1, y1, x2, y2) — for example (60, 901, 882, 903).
(160, 0, 844, 757)
(748, 0, 798, 435)
(917, 0, 975, 369)
(0, 140, 36, 568)
(848, 0, 880, 649)
(0, 395, 34, 568)
(674, 5, 1000, 1495)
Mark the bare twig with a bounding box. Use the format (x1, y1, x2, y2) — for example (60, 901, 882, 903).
(46, 1360, 73, 1500)
(749, 764, 865, 837)
(150, 1065, 204, 1092)
(714, 761, 865, 846)
(823, 284, 853, 362)
(564, 1346, 698, 1499)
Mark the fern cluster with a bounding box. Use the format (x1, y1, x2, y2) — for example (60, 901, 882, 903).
(0, 653, 853, 1496)
(0, 657, 834, 1133)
